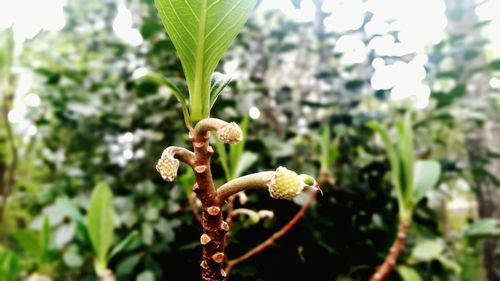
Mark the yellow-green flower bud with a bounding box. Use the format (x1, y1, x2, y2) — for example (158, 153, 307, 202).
(268, 166, 304, 200)
(217, 122, 243, 144)
(155, 149, 179, 182)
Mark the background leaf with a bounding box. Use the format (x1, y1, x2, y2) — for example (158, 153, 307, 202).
(155, 0, 257, 122)
(411, 240, 444, 261)
(87, 182, 115, 267)
(413, 160, 441, 203)
(209, 72, 231, 109)
(397, 265, 422, 281)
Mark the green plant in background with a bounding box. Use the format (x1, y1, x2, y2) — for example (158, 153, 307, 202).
(153, 1, 320, 280)
(0, 248, 18, 281)
(12, 217, 55, 278)
(367, 113, 441, 281)
(86, 182, 139, 280)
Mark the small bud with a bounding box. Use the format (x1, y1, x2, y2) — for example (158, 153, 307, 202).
(207, 206, 220, 216)
(195, 165, 207, 173)
(220, 221, 229, 231)
(221, 269, 227, 277)
(200, 234, 211, 245)
(268, 167, 304, 200)
(212, 252, 225, 263)
(200, 261, 208, 269)
(207, 146, 214, 153)
(217, 122, 243, 144)
(156, 149, 180, 182)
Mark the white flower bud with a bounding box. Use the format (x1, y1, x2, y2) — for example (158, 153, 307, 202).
(156, 149, 179, 182)
(217, 122, 243, 144)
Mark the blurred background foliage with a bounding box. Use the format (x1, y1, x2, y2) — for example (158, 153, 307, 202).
(1, 0, 500, 280)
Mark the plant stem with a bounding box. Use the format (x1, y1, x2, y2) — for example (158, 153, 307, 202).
(369, 219, 410, 281)
(191, 131, 227, 281)
(217, 172, 275, 202)
(225, 191, 318, 275)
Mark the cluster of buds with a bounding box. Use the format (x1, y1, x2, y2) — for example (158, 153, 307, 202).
(217, 122, 243, 144)
(268, 167, 319, 200)
(155, 148, 180, 182)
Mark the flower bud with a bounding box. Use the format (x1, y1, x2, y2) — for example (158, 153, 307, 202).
(156, 149, 179, 182)
(268, 166, 304, 200)
(217, 122, 243, 144)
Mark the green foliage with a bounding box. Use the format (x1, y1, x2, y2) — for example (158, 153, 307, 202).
(0, 249, 18, 281)
(413, 160, 441, 203)
(155, 0, 257, 123)
(464, 218, 500, 238)
(87, 182, 115, 269)
(397, 265, 422, 281)
(12, 216, 53, 272)
(368, 115, 441, 220)
(216, 117, 257, 180)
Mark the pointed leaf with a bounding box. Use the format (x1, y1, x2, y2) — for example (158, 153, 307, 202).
(413, 160, 441, 203)
(210, 72, 232, 109)
(40, 216, 51, 259)
(87, 182, 115, 267)
(215, 137, 230, 180)
(155, 0, 257, 122)
(108, 231, 139, 262)
(234, 152, 258, 179)
(143, 73, 191, 128)
(0, 250, 19, 281)
(397, 266, 422, 281)
(12, 230, 41, 258)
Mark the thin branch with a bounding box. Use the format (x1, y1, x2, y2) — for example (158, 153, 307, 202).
(217, 172, 275, 202)
(225, 191, 318, 275)
(192, 118, 228, 138)
(164, 146, 195, 167)
(369, 219, 410, 281)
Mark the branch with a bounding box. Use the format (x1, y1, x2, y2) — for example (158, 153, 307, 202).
(225, 191, 318, 275)
(164, 146, 195, 166)
(369, 219, 410, 281)
(217, 172, 275, 202)
(191, 118, 242, 144)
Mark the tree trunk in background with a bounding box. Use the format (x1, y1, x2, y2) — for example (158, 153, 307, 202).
(444, 1, 500, 280)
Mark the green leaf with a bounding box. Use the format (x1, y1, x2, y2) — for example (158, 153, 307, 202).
(396, 114, 414, 205)
(397, 266, 422, 281)
(234, 151, 258, 179)
(0, 250, 19, 281)
(12, 230, 41, 258)
(108, 231, 139, 262)
(437, 256, 462, 275)
(490, 59, 500, 70)
(87, 182, 115, 267)
(210, 72, 231, 109)
(40, 216, 51, 260)
(155, 0, 257, 122)
(367, 121, 406, 218)
(411, 240, 444, 261)
(229, 117, 250, 177)
(143, 73, 191, 128)
(215, 137, 230, 180)
(413, 160, 441, 203)
(464, 218, 500, 238)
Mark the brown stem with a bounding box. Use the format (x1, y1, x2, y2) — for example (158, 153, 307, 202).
(369, 219, 410, 281)
(191, 131, 227, 281)
(188, 191, 203, 227)
(225, 191, 318, 276)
